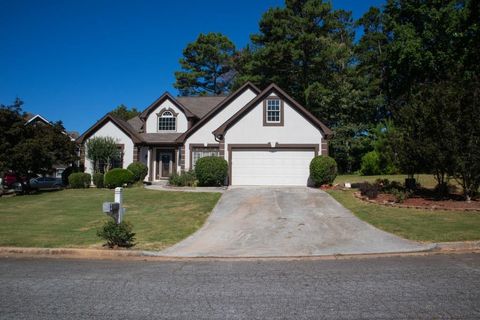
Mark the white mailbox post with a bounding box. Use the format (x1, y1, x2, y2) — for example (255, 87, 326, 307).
(114, 187, 125, 224)
(102, 187, 126, 224)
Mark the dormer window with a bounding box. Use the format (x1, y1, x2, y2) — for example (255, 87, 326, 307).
(263, 98, 284, 126)
(158, 110, 176, 131)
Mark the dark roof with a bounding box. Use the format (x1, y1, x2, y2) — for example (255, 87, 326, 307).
(177, 96, 226, 118)
(76, 114, 143, 144)
(139, 92, 195, 120)
(127, 116, 144, 132)
(176, 82, 261, 143)
(139, 133, 183, 144)
(213, 83, 333, 138)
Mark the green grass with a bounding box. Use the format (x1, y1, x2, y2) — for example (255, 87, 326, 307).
(334, 174, 439, 189)
(327, 189, 480, 242)
(0, 188, 221, 250)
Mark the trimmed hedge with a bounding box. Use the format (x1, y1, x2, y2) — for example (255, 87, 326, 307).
(195, 156, 228, 186)
(68, 173, 91, 189)
(309, 156, 337, 186)
(127, 162, 148, 182)
(92, 173, 104, 188)
(104, 168, 134, 188)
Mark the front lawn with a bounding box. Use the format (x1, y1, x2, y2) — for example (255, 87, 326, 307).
(0, 188, 221, 250)
(328, 189, 480, 242)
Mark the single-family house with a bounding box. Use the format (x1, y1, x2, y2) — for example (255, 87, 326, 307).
(77, 83, 332, 186)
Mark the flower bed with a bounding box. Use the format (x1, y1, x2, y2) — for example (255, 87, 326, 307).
(354, 191, 480, 212)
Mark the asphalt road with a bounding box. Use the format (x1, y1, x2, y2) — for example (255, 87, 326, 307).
(0, 254, 479, 319)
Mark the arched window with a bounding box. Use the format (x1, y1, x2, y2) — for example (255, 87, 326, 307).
(158, 110, 176, 131)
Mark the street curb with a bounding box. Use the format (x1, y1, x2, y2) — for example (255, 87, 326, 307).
(433, 240, 480, 252)
(0, 241, 479, 261)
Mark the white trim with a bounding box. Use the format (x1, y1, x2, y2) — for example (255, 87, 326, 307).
(25, 114, 50, 125)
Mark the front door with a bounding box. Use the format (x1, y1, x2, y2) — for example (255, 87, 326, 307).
(156, 150, 175, 179)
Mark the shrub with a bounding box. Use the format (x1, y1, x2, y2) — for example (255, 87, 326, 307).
(360, 151, 382, 176)
(104, 168, 134, 188)
(68, 172, 91, 188)
(61, 166, 81, 186)
(376, 179, 403, 193)
(390, 188, 411, 203)
(309, 156, 337, 186)
(195, 156, 228, 186)
(169, 171, 197, 187)
(97, 220, 136, 248)
(127, 162, 148, 182)
(359, 182, 379, 199)
(92, 173, 104, 188)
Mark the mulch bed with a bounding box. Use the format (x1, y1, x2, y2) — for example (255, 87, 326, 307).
(354, 191, 480, 212)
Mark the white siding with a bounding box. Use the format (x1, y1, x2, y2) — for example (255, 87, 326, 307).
(184, 88, 257, 170)
(145, 99, 188, 133)
(225, 99, 324, 148)
(84, 121, 134, 174)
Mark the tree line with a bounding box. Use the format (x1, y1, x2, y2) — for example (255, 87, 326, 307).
(174, 0, 479, 199)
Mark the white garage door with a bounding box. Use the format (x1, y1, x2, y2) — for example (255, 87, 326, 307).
(231, 149, 315, 186)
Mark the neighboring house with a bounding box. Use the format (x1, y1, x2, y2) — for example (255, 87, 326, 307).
(24, 113, 79, 178)
(77, 83, 332, 186)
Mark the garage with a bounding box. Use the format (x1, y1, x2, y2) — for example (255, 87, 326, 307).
(230, 148, 316, 186)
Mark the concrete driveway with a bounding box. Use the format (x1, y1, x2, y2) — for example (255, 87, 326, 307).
(161, 187, 432, 257)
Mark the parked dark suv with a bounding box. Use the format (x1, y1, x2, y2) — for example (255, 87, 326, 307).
(29, 176, 65, 190)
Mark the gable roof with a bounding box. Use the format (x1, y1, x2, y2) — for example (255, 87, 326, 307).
(177, 96, 226, 118)
(176, 82, 261, 143)
(139, 92, 195, 120)
(212, 83, 333, 138)
(25, 113, 51, 125)
(76, 113, 143, 144)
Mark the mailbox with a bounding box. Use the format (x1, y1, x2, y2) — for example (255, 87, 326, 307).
(103, 202, 120, 214)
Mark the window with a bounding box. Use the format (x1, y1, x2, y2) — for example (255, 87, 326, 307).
(192, 147, 219, 168)
(158, 111, 176, 131)
(264, 99, 283, 126)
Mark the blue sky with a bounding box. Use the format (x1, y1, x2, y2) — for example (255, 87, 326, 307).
(0, 0, 384, 133)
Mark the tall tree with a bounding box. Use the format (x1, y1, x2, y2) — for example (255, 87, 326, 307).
(381, 0, 480, 197)
(110, 104, 140, 121)
(0, 98, 26, 174)
(234, 0, 376, 172)
(174, 32, 236, 96)
(0, 99, 77, 177)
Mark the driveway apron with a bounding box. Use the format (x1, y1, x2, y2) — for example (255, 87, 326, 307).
(161, 187, 431, 257)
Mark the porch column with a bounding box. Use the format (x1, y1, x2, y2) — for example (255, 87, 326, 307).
(180, 146, 186, 172)
(133, 145, 140, 162)
(148, 147, 154, 181)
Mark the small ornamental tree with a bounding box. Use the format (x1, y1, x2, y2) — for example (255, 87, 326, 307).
(309, 156, 338, 186)
(86, 136, 121, 173)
